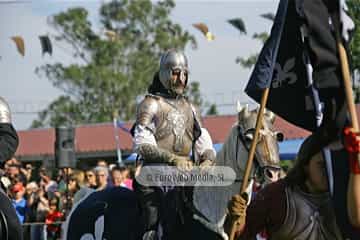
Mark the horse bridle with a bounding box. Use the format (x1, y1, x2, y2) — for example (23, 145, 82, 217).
(234, 125, 280, 184)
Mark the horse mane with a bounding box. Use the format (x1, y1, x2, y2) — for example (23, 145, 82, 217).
(216, 124, 247, 174)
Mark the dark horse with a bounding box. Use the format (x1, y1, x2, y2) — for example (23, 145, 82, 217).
(64, 105, 282, 240)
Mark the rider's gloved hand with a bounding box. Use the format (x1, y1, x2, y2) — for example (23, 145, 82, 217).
(199, 159, 214, 172)
(343, 127, 360, 174)
(225, 193, 248, 237)
(172, 155, 193, 171)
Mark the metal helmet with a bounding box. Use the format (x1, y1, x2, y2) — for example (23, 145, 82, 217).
(0, 97, 11, 123)
(159, 49, 189, 95)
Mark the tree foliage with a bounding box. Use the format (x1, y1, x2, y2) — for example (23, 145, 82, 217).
(32, 0, 197, 128)
(347, 0, 360, 102)
(206, 104, 219, 116)
(186, 81, 203, 109)
(235, 22, 269, 69)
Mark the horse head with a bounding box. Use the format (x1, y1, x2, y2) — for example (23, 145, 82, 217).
(236, 103, 283, 184)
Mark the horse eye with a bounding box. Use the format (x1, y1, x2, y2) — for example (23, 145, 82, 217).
(245, 133, 253, 141)
(275, 132, 284, 142)
(244, 128, 255, 142)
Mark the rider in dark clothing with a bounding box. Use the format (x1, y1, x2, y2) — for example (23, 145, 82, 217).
(0, 96, 22, 240)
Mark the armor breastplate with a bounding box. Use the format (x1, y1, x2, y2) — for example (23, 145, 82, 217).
(270, 185, 342, 240)
(154, 97, 194, 156)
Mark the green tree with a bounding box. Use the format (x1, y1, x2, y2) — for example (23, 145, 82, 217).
(235, 28, 269, 69)
(347, 0, 360, 102)
(32, 0, 197, 128)
(206, 104, 219, 116)
(186, 81, 203, 109)
(186, 82, 220, 116)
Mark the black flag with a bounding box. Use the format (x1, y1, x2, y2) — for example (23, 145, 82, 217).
(245, 0, 359, 238)
(39, 35, 52, 56)
(245, 0, 348, 135)
(245, 0, 319, 131)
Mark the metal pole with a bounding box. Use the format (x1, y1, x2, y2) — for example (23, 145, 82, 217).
(113, 112, 123, 166)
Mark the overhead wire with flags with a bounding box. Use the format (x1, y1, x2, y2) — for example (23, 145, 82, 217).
(5, 35, 53, 58)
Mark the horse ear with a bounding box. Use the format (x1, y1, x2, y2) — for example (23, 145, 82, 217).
(236, 100, 243, 113)
(265, 109, 276, 123)
(238, 103, 249, 121)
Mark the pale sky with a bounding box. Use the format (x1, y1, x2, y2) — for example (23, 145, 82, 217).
(0, 0, 278, 130)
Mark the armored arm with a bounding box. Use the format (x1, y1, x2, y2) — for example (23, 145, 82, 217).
(0, 97, 19, 163)
(137, 143, 189, 165)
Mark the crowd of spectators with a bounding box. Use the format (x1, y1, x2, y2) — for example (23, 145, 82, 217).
(0, 157, 135, 240)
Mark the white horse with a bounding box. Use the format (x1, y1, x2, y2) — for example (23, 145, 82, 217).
(64, 104, 283, 240)
(193, 104, 283, 238)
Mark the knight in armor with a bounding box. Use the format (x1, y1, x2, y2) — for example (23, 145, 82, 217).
(132, 49, 216, 240)
(0, 97, 22, 240)
(226, 132, 346, 239)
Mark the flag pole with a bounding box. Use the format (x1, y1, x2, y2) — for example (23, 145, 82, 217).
(331, 13, 358, 131)
(332, 14, 360, 173)
(229, 87, 270, 240)
(112, 111, 123, 166)
(337, 37, 359, 131)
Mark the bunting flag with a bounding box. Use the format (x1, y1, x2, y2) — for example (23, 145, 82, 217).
(39, 35, 52, 56)
(260, 13, 275, 21)
(11, 36, 25, 57)
(228, 18, 247, 34)
(192, 23, 215, 41)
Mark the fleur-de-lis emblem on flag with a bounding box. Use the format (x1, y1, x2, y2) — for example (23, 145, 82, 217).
(272, 58, 297, 88)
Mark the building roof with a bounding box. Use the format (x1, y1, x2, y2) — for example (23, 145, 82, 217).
(15, 113, 312, 159)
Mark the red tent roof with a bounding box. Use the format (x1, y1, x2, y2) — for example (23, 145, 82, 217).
(15, 114, 311, 158)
